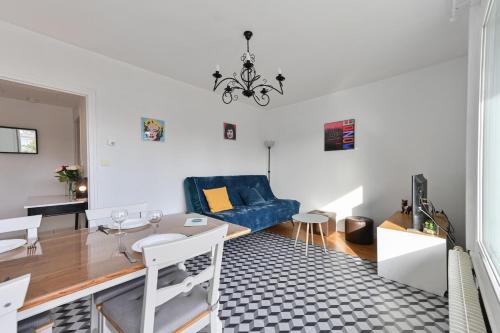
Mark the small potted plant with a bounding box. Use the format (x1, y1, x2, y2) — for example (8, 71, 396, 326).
(423, 220, 437, 236)
(54, 165, 82, 199)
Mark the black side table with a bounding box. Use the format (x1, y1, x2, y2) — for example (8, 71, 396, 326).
(25, 195, 88, 230)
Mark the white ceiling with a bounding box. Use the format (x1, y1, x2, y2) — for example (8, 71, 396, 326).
(0, 79, 83, 109)
(0, 0, 468, 108)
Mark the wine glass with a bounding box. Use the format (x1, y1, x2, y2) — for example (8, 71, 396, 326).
(111, 209, 128, 236)
(147, 210, 163, 233)
(147, 210, 163, 224)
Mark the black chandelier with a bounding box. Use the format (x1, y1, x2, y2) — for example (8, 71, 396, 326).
(212, 31, 285, 107)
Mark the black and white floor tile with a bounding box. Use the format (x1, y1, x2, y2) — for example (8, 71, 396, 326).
(51, 231, 448, 332)
(52, 297, 91, 333)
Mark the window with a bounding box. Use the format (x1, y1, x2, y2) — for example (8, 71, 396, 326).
(480, 0, 500, 288)
(18, 129, 37, 153)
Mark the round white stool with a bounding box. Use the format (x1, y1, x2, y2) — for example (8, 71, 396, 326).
(292, 213, 328, 256)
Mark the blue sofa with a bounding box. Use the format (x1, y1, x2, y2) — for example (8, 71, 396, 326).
(184, 175, 300, 232)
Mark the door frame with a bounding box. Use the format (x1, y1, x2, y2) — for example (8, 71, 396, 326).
(0, 74, 98, 209)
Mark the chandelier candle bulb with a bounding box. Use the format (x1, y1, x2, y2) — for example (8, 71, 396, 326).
(278, 68, 282, 74)
(216, 65, 220, 71)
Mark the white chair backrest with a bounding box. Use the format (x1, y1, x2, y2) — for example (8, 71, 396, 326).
(0, 215, 42, 241)
(0, 274, 30, 333)
(85, 203, 147, 228)
(141, 224, 228, 333)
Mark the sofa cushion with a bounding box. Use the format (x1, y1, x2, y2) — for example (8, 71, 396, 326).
(202, 186, 233, 213)
(240, 187, 266, 205)
(206, 199, 300, 231)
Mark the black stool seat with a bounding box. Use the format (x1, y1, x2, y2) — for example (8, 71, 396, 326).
(345, 216, 374, 245)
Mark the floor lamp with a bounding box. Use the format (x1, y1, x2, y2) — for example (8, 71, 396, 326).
(264, 140, 275, 183)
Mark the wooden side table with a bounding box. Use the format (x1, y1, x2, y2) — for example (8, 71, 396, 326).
(308, 210, 336, 236)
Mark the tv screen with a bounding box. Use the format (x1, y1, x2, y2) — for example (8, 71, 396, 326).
(411, 174, 427, 230)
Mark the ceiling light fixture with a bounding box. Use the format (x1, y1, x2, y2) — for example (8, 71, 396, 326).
(212, 31, 285, 107)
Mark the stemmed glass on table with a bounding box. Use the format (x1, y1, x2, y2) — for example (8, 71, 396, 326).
(147, 210, 163, 233)
(111, 209, 128, 236)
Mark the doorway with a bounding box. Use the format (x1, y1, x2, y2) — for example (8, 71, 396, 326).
(0, 78, 91, 232)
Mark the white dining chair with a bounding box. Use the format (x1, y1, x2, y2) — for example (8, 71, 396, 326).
(85, 203, 148, 228)
(0, 274, 54, 333)
(0, 215, 42, 242)
(86, 202, 148, 330)
(0, 274, 30, 333)
(97, 224, 228, 333)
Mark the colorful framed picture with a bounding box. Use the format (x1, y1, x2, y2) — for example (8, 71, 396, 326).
(141, 117, 165, 142)
(224, 123, 236, 140)
(324, 119, 355, 151)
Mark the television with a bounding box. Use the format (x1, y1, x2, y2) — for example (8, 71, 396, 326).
(411, 174, 427, 231)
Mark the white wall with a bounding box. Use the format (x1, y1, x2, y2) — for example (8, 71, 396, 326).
(0, 21, 266, 216)
(264, 57, 467, 245)
(0, 96, 75, 218)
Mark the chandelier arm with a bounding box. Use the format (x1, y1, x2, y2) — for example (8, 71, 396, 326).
(251, 82, 284, 95)
(222, 90, 233, 104)
(213, 77, 245, 91)
(253, 93, 270, 107)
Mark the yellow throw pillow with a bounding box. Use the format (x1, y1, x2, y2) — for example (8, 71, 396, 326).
(203, 187, 234, 213)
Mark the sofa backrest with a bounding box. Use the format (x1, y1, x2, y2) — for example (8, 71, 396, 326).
(184, 175, 276, 213)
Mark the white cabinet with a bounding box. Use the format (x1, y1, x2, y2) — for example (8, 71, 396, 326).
(377, 213, 447, 296)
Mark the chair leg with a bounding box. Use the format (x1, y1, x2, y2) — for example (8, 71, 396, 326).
(208, 309, 222, 333)
(294, 222, 302, 247)
(101, 315, 115, 333)
(90, 295, 98, 333)
(98, 311, 103, 333)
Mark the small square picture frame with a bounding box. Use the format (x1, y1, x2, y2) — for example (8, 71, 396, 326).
(224, 123, 236, 140)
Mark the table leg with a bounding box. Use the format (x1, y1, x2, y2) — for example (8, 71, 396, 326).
(74, 213, 79, 230)
(319, 223, 327, 253)
(311, 225, 314, 246)
(305, 223, 309, 256)
(294, 222, 302, 247)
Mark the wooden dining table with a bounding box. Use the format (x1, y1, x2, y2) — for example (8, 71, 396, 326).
(0, 213, 250, 321)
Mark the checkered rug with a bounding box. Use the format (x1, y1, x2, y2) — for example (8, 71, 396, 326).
(52, 297, 91, 332)
(51, 231, 449, 332)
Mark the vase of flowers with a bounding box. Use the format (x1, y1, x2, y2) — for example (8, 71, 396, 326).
(55, 165, 82, 199)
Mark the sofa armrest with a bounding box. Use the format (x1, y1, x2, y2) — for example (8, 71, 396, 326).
(183, 178, 203, 214)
